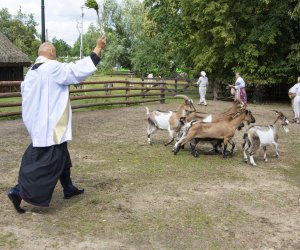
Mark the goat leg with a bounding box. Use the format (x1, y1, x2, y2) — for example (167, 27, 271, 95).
(213, 140, 223, 154)
(190, 139, 200, 157)
(223, 144, 227, 158)
(200, 139, 222, 154)
(147, 135, 152, 145)
(228, 139, 235, 156)
(164, 137, 174, 146)
(173, 143, 181, 155)
(263, 146, 268, 162)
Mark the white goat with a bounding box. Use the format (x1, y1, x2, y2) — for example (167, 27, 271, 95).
(146, 95, 196, 146)
(243, 110, 290, 166)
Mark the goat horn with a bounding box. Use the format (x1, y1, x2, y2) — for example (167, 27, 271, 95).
(271, 110, 279, 113)
(174, 95, 190, 101)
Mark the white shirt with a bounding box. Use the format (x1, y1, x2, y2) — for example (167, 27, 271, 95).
(21, 56, 97, 147)
(197, 76, 208, 87)
(235, 76, 246, 89)
(289, 82, 300, 96)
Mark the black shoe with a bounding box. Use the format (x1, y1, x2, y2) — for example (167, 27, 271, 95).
(7, 190, 26, 213)
(64, 187, 84, 199)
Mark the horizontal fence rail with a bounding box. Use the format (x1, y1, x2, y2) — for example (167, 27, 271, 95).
(0, 78, 201, 118)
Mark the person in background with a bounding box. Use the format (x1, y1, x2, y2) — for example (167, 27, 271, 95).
(288, 76, 300, 124)
(229, 72, 247, 106)
(197, 71, 208, 106)
(7, 35, 106, 213)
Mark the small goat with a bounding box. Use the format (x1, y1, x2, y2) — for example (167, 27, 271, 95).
(173, 110, 256, 157)
(242, 110, 289, 166)
(146, 95, 196, 146)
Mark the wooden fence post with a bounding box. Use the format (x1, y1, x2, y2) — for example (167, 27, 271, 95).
(160, 81, 165, 103)
(174, 77, 178, 94)
(141, 77, 145, 99)
(125, 78, 130, 105)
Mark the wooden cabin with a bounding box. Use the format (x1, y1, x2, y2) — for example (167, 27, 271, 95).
(0, 32, 31, 92)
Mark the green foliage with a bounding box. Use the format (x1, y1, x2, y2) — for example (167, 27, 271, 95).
(85, 0, 104, 34)
(52, 37, 71, 57)
(0, 7, 39, 60)
(2, 0, 297, 85)
(140, 0, 300, 85)
(101, 0, 144, 70)
(71, 23, 99, 58)
(138, 0, 188, 76)
(85, 0, 99, 12)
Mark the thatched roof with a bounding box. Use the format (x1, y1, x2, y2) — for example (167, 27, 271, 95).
(0, 32, 31, 66)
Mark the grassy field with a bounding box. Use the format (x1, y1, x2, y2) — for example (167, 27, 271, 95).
(0, 100, 299, 249)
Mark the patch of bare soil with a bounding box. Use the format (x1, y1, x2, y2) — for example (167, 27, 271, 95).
(0, 100, 299, 249)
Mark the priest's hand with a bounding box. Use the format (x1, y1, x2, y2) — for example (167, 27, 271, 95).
(93, 36, 106, 56)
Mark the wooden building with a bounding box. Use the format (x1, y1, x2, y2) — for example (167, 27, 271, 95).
(0, 32, 31, 92)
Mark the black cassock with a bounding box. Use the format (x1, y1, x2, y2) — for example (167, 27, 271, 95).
(18, 142, 71, 207)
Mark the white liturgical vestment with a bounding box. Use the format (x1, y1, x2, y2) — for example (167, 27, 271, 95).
(21, 56, 97, 147)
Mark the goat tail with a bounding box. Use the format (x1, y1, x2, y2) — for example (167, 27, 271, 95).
(146, 107, 150, 116)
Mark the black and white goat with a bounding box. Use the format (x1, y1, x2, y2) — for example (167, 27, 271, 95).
(242, 110, 290, 166)
(146, 95, 196, 146)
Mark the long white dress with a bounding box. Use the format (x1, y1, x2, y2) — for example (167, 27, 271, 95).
(197, 76, 208, 105)
(289, 82, 300, 119)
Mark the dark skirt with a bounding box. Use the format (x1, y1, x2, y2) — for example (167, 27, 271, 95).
(18, 142, 72, 207)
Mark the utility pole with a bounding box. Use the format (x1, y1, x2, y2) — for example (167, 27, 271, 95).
(41, 0, 46, 42)
(80, 6, 84, 59)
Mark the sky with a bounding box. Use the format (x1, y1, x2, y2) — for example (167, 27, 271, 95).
(0, 0, 99, 46)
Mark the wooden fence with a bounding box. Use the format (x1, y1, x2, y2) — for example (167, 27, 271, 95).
(0, 78, 200, 118)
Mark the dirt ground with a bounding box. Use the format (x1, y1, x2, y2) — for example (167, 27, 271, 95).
(0, 100, 299, 250)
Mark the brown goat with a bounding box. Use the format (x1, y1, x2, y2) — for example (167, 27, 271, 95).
(178, 99, 245, 153)
(182, 99, 244, 124)
(173, 110, 256, 157)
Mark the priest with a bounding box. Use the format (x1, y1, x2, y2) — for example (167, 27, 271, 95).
(7, 35, 106, 213)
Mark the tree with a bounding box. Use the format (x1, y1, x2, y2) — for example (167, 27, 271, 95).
(101, 0, 145, 70)
(139, 0, 188, 76)
(288, 1, 300, 73)
(182, 0, 300, 84)
(0, 7, 40, 60)
(141, 0, 300, 84)
(71, 23, 99, 57)
(52, 37, 71, 57)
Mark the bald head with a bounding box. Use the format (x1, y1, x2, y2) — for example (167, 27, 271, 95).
(298, 76, 300, 83)
(38, 42, 56, 59)
(235, 72, 240, 79)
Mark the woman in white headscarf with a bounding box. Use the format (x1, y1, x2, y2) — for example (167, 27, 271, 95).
(288, 76, 300, 123)
(197, 71, 208, 106)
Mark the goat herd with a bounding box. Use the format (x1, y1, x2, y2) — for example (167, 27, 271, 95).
(146, 95, 290, 166)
